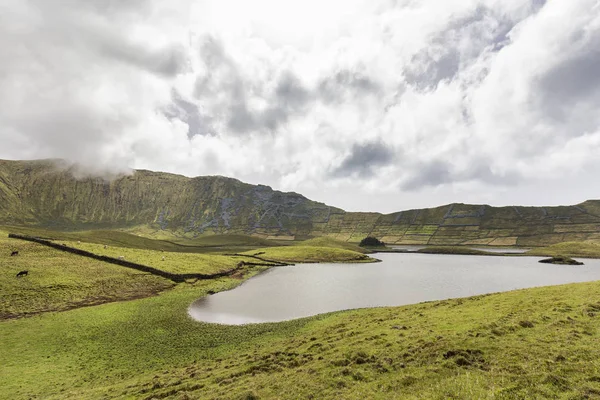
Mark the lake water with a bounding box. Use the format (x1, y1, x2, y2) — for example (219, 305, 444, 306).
(188, 253, 600, 325)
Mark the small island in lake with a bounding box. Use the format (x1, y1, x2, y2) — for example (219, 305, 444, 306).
(539, 255, 584, 265)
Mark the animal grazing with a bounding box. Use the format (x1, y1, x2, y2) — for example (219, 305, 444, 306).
(16, 270, 28, 277)
(104, 245, 108, 249)
(10, 251, 18, 256)
(77, 241, 81, 244)
(161, 256, 165, 261)
(118, 256, 125, 260)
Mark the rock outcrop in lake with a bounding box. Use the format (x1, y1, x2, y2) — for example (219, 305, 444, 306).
(539, 256, 584, 265)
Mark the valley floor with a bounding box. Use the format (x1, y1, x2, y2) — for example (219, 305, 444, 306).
(1, 230, 600, 399)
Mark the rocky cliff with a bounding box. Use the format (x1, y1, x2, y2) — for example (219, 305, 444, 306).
(1, 159, 599, 246)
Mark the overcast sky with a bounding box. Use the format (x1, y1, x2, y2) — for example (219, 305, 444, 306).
(1, 0, 599, 213)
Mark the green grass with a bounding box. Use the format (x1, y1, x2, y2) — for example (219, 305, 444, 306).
(295, 237, 367, 253)
(242, 246, 374, 263)
(3, 230, 600, 399)
(169, 234, 281, 248)
(527, 241, 600, 258)
(56, 240, 246, 275)
(2, 273, 600, 399)
(1, 226, 280, 254)
(405, 224, 439, 235)
(0, 232, 172, 319)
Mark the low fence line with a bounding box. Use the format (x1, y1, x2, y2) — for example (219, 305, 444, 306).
(7, 234, 244, 283)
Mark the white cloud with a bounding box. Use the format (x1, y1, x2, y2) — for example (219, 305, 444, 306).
(1, 0, 599, 212)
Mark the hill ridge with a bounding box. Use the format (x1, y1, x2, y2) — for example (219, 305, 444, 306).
(1, 159, 599, 246)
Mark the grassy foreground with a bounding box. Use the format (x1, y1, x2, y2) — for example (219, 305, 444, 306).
(2, 232, 600, 399)
(1, 274, 600, 399)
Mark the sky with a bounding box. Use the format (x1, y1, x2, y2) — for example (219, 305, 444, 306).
(1, 0, 599, 213)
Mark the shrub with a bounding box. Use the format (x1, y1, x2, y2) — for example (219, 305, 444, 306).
(359, 237, 385, 248)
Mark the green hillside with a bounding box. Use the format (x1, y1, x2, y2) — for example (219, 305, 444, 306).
(1, 159, 600, 246)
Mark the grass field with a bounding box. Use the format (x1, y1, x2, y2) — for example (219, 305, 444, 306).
(527, 241, 600, 258)
(3, 230, 600, 399)
(294, 237, 367, 253)
(1, 275, 600, 399)
(0, 232, 172, 319)
(56, 240, 248, 275)
(242, 246, 373, 263)
(1, 226, 282, 254)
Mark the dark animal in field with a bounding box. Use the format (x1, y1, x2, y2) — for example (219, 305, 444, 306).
(16, 270, 28, 277)
(10, 251, 18, 256)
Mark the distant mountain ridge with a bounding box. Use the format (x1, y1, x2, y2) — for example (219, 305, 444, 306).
(1, 159, 599, 246)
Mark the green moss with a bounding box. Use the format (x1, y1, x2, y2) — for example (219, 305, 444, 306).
(528, 242, 600, 258)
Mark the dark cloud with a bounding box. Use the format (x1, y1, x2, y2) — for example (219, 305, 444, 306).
(276, 73, 311, 107)
(318, 70, 381, 103)
(405, 51, 461, 89)
(401, 159, 520, 190)
(27, 1, 188, 78)
(163, 91, 213, 138)
(537, 36, 600, 123)
(331, 141, 395, 178)
(100, 39, 188, 77)
(405, 6, 520, 89)
(195, 37, 313, 134)
(401, 161, 451, 189)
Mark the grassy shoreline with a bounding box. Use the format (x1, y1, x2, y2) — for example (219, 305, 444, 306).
(3, 231, 600, 399)
(2, 273, 600, 399)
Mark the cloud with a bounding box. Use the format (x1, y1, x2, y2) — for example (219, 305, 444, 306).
(318, 70, 382, 103)
(1, 0, 600, 212)
(0, 0, 190, 174)
(332, 141, 395, 178)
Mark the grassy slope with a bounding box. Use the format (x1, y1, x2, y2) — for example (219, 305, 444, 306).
(1, 278, 599, 399)
(57, 240, 246, 274)
(527, 241, 600, 258)
(2, 225, 284, 254)
(0, 231, 173, 319)
(295, 237, 367, 253)
(243, 246, 373, 263)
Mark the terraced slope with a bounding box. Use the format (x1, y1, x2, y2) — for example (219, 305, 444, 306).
(1, 159, 599, 246)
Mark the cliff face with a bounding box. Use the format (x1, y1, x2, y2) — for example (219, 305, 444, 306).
(1, 159, 599, 246)
(0, 159, 339, 238)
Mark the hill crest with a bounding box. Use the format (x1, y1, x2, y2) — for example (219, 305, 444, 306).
(1, 159, 598, 246)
